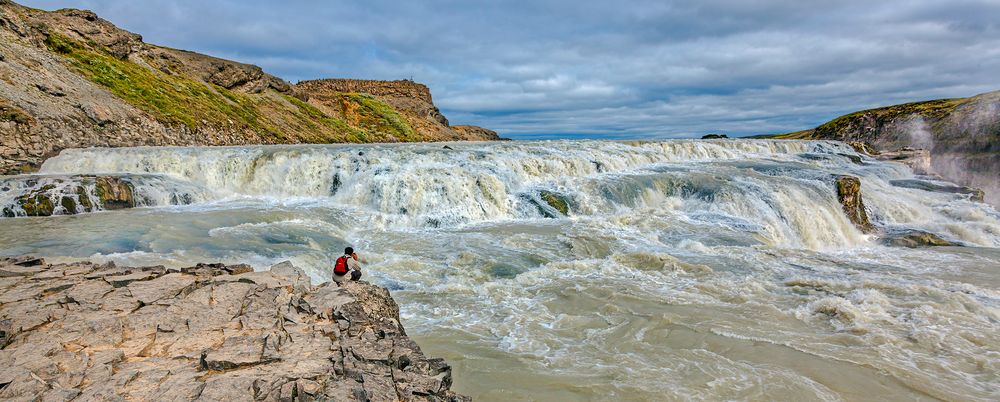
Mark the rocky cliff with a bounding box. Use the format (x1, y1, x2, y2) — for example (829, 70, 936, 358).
(296, 79, 498, 144)
(775, 90, 1000, 205)
(0, 0, 498, 175)
(0, 256, 468, 401)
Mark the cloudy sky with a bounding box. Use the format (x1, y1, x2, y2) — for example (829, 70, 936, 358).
(24, 0, 1000, 139)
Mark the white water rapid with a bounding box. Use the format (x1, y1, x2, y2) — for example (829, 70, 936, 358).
(1, 140, 998, 401)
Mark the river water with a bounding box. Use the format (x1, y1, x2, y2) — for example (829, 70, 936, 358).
(1, 140, 998, 401)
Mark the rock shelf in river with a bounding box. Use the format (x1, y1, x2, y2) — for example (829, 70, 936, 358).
(0, 256, 467, 401)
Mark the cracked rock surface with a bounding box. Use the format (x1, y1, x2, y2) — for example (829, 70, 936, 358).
(0, 256, 468, 401)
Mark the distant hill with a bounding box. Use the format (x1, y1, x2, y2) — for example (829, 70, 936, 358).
(771, 90, 1000, 205)
(0, 0, 498, 174)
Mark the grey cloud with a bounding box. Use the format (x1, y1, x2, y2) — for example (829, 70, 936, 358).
(23, 0, 1000, 138)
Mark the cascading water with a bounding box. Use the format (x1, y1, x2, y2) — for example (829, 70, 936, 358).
(1, 140, 998, 401)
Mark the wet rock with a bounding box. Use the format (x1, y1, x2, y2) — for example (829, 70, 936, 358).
(836, 153, 864, 164)
(489, 263, 526, 279)
(330, 172, 342, 195)
(538, 190, 570, 217)
(0, 257, 466, 401)
(75, 185, 93, 211)
(15, 191, 55, 216)
(835, 175, 875, 233)
(883, 230, 960, 248)
(701, 134, 728, 139)
(94, 176, 136, 209)
(846, 141, 879, 156)
(59, 195, 77, 214)
(889, 179, 985, 202)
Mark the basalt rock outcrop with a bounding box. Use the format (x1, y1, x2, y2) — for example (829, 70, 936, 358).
(882, 230, 960, 248)
(0, 256, 467, 401)
(0, 0, 499, 175)
(776, 90, 999, 205)
(832, 175, 964, 247)
(834, 175, 875, 234)
(523, 190, 572, 218)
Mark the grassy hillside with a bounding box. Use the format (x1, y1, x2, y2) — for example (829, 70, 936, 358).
(768, 90, 1000, 205)
(43, 32, 412, 144)
(770, 93, 993, 141)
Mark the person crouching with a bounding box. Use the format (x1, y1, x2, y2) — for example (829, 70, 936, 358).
(333, 246, 362, 285)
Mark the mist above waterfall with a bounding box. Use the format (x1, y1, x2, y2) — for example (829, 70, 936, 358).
(901, 116, 934, 150)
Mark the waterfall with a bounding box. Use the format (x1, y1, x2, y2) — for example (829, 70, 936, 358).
(3, 140, 997, 248)
(2, 140, 1000, 401)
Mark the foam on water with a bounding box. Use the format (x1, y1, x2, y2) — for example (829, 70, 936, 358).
(1, 139, 999, 401)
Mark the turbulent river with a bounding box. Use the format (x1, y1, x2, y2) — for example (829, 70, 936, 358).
(1, 140, 999, 401)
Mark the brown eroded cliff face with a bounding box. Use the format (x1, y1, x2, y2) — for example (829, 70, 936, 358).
(0, 0, 498, 175)
(775, 90, 1000, 205)
(296, 79, 500, 144)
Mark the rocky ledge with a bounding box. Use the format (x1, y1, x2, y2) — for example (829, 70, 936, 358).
(0, 256, 467, 401)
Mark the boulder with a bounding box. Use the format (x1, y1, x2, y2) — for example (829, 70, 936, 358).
(538, 190, 570, 217)
(1, 176, 144, 218)
(846, 141, 879, 156)
(14, 191, 54, 216)
(835, 175, 875, 233)
(94, 176, 136, 210)
(882, 230, 960, 248)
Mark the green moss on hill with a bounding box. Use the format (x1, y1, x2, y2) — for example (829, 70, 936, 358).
(341, 93, 419, 141)
(282, 95, 370, 143)
(41, 32, 421, 144)
(767, 97, 969, 139)
(771, 129, 816, 139)
(813, 98, 964, 137)
(46, 32, 268, 132)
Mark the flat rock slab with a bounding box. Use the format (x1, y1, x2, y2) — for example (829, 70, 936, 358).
(0, 257, 468, 401)
(127, 272, 196, 305)
(203, 335, 270, 370)
(0, 265, 46, 277)
(104, 270, 161, 287)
